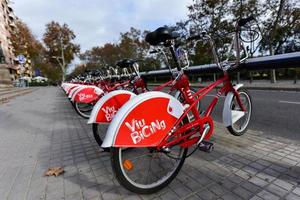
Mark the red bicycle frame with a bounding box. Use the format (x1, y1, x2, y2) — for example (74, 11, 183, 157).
(157, 72, 247, 149)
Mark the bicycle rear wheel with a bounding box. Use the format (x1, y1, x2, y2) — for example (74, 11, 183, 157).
(110, 117, 189, 194)
(92, 123, 110, 151)
(74, 102, 93, 119)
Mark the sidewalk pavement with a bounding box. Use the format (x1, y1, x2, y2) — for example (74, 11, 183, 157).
(0, 87, 299, 200)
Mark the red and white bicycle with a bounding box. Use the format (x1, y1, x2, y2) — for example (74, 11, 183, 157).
(88, 57, 200, 150)
(100, 17, 255, 194)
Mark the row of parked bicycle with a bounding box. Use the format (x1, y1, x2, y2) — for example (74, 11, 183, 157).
(61, 16, 255, 194)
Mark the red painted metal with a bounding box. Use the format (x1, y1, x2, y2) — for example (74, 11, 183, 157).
(156, 72, 243, 150)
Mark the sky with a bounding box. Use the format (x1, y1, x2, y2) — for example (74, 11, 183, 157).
(11, 0, 193, 52)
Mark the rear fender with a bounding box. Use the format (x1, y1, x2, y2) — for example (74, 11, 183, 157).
(65, 84, 79, 94)
(61, 83, 68, 91)
(71, 86, 104, 103)
(223, 84, 244, 127)
(87, 90, 136, 124)
(102, 91, 184, 148)
(68, 85, 84, 98)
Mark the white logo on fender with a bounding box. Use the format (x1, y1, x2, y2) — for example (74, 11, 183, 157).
(125, 119, 166, 144)
(101, 106, 117, 121)
(78, 93, 93, 101)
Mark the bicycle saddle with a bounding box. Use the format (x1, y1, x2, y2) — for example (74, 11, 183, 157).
(145, 27, 180, 46)
(116, 59, 137, 68)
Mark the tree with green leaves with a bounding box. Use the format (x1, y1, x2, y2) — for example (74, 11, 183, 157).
(11, 20, 45, 68)
(187, 0, 300, 83)
(256, 0, 300, 82)
(43, 21, 80, 81)
(186, 0, 235, 66)
(80, 27, 159, 72)
(11, 20, 42, 58)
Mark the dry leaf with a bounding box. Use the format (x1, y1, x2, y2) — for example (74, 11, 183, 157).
(44, 167, 64, 177)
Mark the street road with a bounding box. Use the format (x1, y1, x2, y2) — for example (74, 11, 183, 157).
(200, 89, 300, 140)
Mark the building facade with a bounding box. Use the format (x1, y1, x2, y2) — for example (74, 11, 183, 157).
(0, 0, 17, 86)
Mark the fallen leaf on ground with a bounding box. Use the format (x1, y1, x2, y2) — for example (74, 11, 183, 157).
(44, 167, 64, 177)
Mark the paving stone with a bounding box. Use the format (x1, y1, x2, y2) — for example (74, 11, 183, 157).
(256, 172, 276, 183)
(262, 167, 280, 178)
(248, 177, 269, 188)
(218, 179, 236, 190)
(221, 192, 241, 200)
(249, 195, 263, 200)
(281, 158, 298, 166)
(235, 170, 252, 180)
(82, 185, 101, 199)
(266, 183, 289, 197)
(273, 179, 294, 191)
(196, 190, 218, 200)
(101, 188, 122, 200)
(159, 190, 180, 200)
(269, 164, 288, 173)
(233, 186, 254, 199)
(292, 187, 300, 196)
(242, 166, 259, 176)
(170, 180, 193, 198)
(249, 162, 266, 171)
(209, 183, 228, 196)
(183, 194, 201, 200)
(257, 190, 280, 200)
(227, 174, 244, 184)
(285, 193, 300, 200)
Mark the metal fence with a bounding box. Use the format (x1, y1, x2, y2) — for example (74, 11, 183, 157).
(140, 52, 300, 77)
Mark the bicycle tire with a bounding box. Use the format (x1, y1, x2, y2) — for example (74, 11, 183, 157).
(74, 101, 93, 119)
(92, 123, 110, 152)
(110, 117, 189, 194)
(227, 89, 252, 136)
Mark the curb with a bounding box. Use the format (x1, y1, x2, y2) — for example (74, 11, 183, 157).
(0, 88, 35, 105)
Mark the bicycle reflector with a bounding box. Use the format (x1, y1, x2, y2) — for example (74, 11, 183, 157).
(123, 160, 133, 171)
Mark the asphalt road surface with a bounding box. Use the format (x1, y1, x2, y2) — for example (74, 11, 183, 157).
(200, 89, 300, 141)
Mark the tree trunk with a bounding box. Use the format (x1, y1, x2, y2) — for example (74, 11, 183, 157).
(269, 47, 277, 83)
(61, 65, 66, 82)
(61, 42, 66, 82)
(294, 68, 297, 84)
(271, 69, 276, 83)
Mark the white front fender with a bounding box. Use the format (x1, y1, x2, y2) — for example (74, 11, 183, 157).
(222, 84, 244, 127)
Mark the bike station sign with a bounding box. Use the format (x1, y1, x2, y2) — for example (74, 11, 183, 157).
(17, 54, 26, 64)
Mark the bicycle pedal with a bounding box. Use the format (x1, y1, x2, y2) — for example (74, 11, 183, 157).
(198, 140, 214, 153)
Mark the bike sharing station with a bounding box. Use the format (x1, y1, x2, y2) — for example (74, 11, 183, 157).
(58, 16, 300, 198)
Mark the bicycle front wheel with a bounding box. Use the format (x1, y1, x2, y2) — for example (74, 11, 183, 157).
(227, 89, 252, 136)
